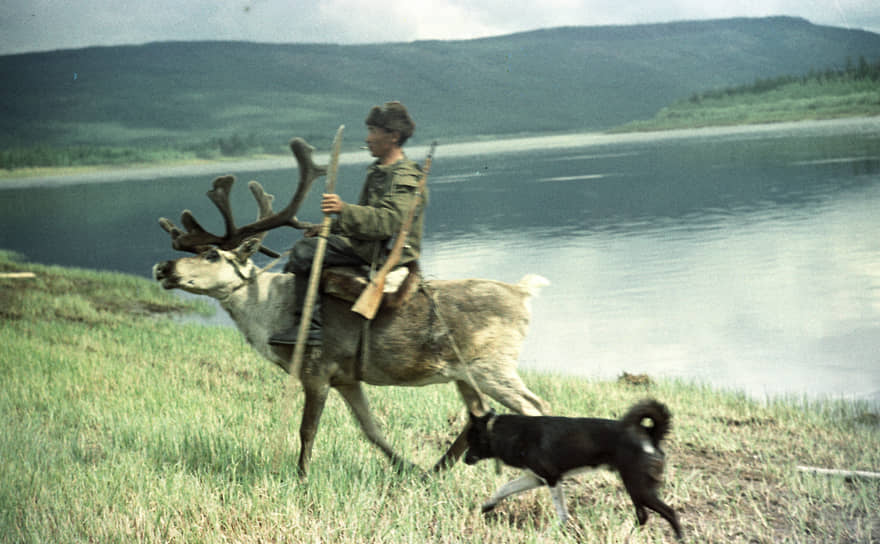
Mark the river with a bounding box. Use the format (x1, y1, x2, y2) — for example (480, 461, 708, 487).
(3, 118, 879, 403)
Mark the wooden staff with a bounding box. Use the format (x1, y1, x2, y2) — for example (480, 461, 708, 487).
(290, 124, 344, 379)
(351, 141, 436, 319)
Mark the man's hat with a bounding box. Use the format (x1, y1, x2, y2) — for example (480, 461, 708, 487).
(365, 101, 415, 141)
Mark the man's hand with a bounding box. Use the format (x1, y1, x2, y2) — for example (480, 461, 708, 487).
(321, 193, 344, 215)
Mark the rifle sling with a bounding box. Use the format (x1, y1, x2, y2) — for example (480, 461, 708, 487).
(356, 254, 380, 381)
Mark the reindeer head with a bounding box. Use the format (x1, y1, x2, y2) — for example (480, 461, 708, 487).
(153, 239, 263, 297)
(153, 138, 327, 298)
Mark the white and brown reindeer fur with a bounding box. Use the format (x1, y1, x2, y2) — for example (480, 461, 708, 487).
(152, 138, 549, 475)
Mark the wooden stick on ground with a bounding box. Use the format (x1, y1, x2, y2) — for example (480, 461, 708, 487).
(0, 272, 37, 279)
(797, 465, 880, 480)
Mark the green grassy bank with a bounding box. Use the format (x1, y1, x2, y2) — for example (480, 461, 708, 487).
(616, 72, 880, 132)
(1, 251, 878, 543)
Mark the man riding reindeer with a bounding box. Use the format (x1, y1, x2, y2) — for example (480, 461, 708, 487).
(269, 101, 426, 347)
(154, 108, 548, 473)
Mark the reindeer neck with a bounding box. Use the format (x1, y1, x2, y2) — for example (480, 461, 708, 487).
(218, 271, 298, 349)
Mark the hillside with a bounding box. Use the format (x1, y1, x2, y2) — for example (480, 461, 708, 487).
(1, 16, 880, 160)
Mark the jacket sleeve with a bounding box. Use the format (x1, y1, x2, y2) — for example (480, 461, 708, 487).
(335, 168, 421, 241)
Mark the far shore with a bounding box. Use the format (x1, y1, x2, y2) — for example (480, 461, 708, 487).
(2, 116, 878, 189)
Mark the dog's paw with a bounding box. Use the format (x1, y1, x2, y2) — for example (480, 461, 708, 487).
(481, 502, 497, 514)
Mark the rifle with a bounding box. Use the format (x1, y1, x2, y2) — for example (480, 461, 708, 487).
(351, 141, 436, 319)
(290, 124, 344, 379)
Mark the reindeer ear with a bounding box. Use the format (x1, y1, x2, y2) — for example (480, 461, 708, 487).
(234, 238, 262, 262)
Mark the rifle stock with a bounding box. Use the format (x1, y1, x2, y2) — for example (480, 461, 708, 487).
(352, 272, 387, 319)
(351, 142, 436, 319)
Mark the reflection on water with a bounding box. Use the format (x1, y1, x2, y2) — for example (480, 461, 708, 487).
(424, 189, 880, 402)
(2, 119, 879, 403)
(420, 122, 880, 403)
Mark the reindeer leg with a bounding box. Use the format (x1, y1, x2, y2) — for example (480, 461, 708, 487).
(471, 365, 549, 416)
(433, 428, 469, 472)
(432, 380, 485, 472)
(297, 379, 330, 477)
(335, 383, 420, 473)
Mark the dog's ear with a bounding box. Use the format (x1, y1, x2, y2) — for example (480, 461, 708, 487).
(469, 408, 495, 424)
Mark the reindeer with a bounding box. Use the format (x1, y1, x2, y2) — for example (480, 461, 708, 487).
(152, 138, 550, 476)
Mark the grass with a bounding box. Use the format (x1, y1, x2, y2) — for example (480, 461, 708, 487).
(1, 250, 879, 543)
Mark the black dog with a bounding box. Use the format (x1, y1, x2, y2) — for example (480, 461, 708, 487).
(465, 398, 682, 539)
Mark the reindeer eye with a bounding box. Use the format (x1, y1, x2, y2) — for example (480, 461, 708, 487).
(205, 250, 221, 262)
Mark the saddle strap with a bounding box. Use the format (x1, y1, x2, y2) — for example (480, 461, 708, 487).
(357, 317, 370, 381)
(422, 282, 489, 413)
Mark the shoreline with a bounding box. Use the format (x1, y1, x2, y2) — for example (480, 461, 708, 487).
(3, 116, 879, 189)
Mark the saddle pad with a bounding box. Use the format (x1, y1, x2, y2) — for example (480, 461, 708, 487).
(321, 266, 410, 302)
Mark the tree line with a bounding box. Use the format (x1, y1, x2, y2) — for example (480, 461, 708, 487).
(689, 56, 880, 103)
(0, 134, 282, 171)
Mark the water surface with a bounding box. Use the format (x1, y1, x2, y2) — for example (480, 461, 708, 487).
(3, 119, 879, 403)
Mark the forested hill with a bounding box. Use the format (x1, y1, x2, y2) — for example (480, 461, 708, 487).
(2, 16, 880, 154)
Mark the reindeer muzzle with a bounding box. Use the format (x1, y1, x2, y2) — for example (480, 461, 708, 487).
(152, 261, 179, 289)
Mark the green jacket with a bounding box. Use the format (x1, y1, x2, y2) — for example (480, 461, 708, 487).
(333, 156, 427, 266)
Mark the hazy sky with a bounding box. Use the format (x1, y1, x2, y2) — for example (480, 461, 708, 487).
(2, 0, 879, 55)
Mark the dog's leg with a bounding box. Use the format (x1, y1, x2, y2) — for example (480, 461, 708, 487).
(481, 472, 544, 512)
(548, 483, 570, 525)
(639, 495, 682, 539)
(622, 475, 683, 539)
(635, 504, 648, 525)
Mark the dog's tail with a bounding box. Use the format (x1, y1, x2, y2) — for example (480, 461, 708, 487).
(621, 398, 672, 446)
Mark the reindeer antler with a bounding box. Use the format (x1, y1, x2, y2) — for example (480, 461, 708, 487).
(158, 137, 327, 256)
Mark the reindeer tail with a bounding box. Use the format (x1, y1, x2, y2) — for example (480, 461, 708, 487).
(517, 274, 550, 297)
(621, 398, 672, 446)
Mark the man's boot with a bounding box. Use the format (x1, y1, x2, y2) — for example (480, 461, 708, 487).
(268, 274, 322, 346)
(268, 314, 322, 346)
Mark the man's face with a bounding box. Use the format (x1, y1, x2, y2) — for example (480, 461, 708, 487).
(365, 125, 398, 161)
